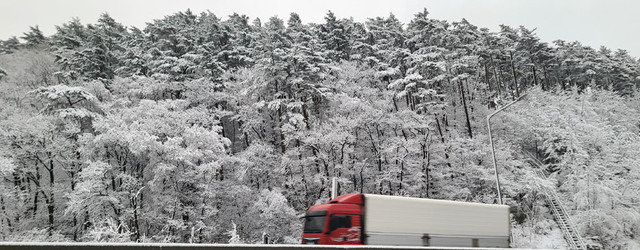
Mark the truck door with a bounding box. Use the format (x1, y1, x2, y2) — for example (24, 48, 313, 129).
(328, 214, 361, 245)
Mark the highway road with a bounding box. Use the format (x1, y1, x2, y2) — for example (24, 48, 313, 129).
(0, 242, 536, 250)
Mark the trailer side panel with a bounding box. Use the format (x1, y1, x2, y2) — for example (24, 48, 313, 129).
(363, 194, 509, 247)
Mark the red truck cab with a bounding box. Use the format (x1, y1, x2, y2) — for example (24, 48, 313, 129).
(301, 193, 364, 245)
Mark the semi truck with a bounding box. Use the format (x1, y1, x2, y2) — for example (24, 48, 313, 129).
(301, 193, 510, 248)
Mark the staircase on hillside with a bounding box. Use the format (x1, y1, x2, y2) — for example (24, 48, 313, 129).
(523, 152, 588, 250)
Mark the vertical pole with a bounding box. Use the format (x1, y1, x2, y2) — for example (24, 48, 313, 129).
(487, 118, 503, 205)
(487, 93, 527, 205)
(331, 177, 337, 199)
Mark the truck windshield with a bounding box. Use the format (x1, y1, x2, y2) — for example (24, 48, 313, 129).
(303, 210, 327, 233)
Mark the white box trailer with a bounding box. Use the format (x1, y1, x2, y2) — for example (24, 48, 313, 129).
(363, 194, 510, 247)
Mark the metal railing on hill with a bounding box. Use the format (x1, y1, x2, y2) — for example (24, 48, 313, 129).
(523, 151, 587, 250)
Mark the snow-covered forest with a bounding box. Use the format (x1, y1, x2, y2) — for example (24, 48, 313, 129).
(0, 9, 639, 249)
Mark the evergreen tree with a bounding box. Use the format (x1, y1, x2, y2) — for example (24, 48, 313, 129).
(21, 26, 47, 49)
(319, 11, 350, 61)
(51, 14, 127, 83)
(1, 36, 21, 54)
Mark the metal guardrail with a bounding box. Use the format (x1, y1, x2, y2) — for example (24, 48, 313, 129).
(523, 151, 587, 250)
(0, 242, 530, 250)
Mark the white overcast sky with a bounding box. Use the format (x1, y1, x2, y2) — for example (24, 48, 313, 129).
(1, 0, 639, 58)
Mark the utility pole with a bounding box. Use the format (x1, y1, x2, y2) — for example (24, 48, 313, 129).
(487, 93, 527, 205)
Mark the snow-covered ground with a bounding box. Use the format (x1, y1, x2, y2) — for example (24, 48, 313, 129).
(620, 239, 640, 250)
(511, 221, 567, 249)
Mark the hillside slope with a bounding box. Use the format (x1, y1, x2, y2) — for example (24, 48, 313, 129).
(0, 9, 639, 249)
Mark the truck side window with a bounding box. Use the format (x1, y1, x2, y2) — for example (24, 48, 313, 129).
(329, 215, 352, 231)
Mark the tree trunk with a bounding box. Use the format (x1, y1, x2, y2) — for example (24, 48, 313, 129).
(484, 61, 492, 92)
(231, 117, 237, 154)
(0, 196, 11, 231)
(399, 160, 404, 193)
(532, 65, 539, 87)
(132, 190, 141, 241)
(47, 158, 55, 234)
(392, 97, 399, 112)
(542, 65, 549, 91)
(435, 114, 445, 143)
(47, 199, 54, 235)
(70, 166, 77, 241)
(434, 115, 452, 168)
(277, 107, 286, 153)
(459, 81, 473, 139)
(509, 51, 520, 98)
(359, 167, 364, 194)
(366, 125, 381, 172)
(490, 55, 502, 95)
(302, 100, 311, 130)
(33, 165, 40, 216)
(421, 143, 429, 198)
(557, 68, 565, 90)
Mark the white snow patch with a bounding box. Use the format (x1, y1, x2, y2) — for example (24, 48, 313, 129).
(512, 222, 568, 249)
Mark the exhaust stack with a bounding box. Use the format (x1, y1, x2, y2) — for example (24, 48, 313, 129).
(331, 177, 337, 199)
